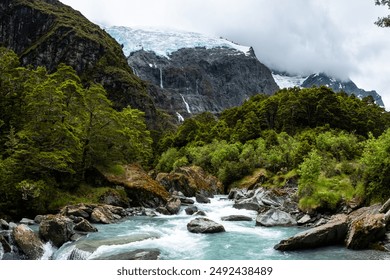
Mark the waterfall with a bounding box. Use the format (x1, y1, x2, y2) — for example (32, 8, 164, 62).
(0, 242, 4, 260)
(131, 66, 139, 77)
(40, 242, 56, 260)
(67, 247, 92, 260)
(180, 94, 191, 114)
(160, 68, 163, 89)
(176, 112, 185, 122)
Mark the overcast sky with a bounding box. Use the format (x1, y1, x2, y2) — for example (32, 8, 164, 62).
(61, 0, 390, 110)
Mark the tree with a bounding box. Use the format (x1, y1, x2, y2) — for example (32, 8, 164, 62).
(375, 0, 390, 27)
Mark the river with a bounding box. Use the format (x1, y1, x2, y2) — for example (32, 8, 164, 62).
(50, 195, 390, 260)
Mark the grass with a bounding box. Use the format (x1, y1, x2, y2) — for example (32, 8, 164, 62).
(47, 184, 125, 213)
(298, 173, 360, 213)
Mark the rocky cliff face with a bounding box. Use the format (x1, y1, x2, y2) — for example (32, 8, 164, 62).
(105, 26, 279, 121)
(0, 0, 160, 128)
(128, 47, 279, 119)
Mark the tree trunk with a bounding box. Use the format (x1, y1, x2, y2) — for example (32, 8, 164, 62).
(379, 197, 390, 213)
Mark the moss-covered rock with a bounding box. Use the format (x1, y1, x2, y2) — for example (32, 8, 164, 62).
(156, 166, 223, 197)
(102, 164, 170, 208)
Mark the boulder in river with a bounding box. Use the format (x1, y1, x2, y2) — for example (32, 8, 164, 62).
(221, 215, 253, 222)
(13, 224, 44, 260)
(93, 249, 161, 260)
(165, 197, 181, 215)
(74, 218, 98, 233)
(345, 213, 387, 250)
(274, 214, 349, 251)
(196, 193, 211, 204)
(185, 206, 198, 215)
(187, 218, 225, 234)
(256, 209, 297, 227)
(39, 214, 75, 248)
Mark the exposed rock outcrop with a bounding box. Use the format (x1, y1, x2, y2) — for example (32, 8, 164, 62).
(187, 218, 225, 234)
(156, 166, 223, 197)
(102, 164, 170, 208)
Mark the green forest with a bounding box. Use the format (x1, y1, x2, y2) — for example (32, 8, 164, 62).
(1, 47, 390, 219)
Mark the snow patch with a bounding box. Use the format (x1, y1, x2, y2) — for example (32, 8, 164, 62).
(272, 73, 307, 89)
(104, 26, 251, 58)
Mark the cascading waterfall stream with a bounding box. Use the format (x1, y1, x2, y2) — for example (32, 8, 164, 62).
(180, 94, 191, 114)
(159, 68, 163, 89)
(176, 112, 185, 122)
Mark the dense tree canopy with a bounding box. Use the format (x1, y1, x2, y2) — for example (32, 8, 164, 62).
(156, 82, 390, 211)
(0, 48, 152, 218)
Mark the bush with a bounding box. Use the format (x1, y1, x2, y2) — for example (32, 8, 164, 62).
(360, 129, 390, 202)
(156, 148, 181, 172)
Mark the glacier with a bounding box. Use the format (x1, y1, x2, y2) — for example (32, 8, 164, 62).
(272, 72, 307, 89)
(104, 26, 251, 58)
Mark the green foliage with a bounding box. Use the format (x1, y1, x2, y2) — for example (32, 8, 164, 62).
(156, 148, 181, 172)
(375, 0, 390, 27)
(0, 48, 152, 218)
(360, 129, 390, 202)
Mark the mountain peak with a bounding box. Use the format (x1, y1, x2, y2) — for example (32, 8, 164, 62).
(272, 71, 385, 107)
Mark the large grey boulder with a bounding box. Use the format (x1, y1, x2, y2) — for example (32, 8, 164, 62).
(185, 206, 198, 215)
(13, 224, 44, 259)
(74, 218, 98, 233)
(187, 218, 225, 234)
(166, 197, 181, 215)
(256, 209, 297, 227)
(196, 193, 211, 204)
(346, 213, 387, 249)
(39, 215, 75, 248)
(274, 214, 348, 251)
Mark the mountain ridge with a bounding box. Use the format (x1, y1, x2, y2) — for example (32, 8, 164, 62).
(272, 71, 384, 107)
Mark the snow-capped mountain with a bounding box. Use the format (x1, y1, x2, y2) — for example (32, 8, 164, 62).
(272, 71, 384, 107)
(106, 26, 278, 121)
(105, 26, 252, 58)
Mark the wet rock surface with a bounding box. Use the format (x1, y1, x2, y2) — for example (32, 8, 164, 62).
(187, 218, 225, 234)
